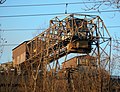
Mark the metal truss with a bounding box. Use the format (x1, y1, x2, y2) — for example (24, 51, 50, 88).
(12, 13, 112, 92)
(21, 14, 111, 71)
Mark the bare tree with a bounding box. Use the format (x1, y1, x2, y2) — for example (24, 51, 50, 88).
(0, 26, 7, 61)
(83, 0, 120, 11)
(111, 36, 120, 75)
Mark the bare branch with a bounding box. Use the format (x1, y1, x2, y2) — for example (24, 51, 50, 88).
(0, 0, 6, 4)
(83, 0, 120, 11)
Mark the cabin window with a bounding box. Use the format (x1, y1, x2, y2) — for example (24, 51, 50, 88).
(77, 58, 80, 65)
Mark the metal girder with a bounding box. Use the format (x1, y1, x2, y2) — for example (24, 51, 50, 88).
(12, 13, 112, 92)
(24, 14, 111, 70)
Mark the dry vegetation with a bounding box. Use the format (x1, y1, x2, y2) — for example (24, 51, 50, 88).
(0, 64, 115, 92)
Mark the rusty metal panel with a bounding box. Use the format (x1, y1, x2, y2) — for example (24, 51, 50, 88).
(62, 57, 77, 69)
(78, 55, 97, 66)
(62, 55, 97, 69)
(67, 41, 91, 53)
(12, 41, 27, 67)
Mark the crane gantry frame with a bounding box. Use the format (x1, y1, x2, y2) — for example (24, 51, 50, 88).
(12, 13, 112, 92)
(19, 14, 111, 71)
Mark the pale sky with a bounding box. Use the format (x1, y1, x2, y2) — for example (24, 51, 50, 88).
(0, 0, 120, 65)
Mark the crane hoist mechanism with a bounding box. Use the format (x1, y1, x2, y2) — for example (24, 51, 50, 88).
(12, 14, 111, 74)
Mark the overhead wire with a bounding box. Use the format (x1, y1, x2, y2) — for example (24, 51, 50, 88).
(107, 26, 120, 28)
(0, 1, 107, 8)
(0, 44, 18, 46)
(1, 40, 119, 47)
(1, 26, 120, 32)
(0, 9, 120, 18)
(0, 1, 119, 63)
(1, 28, 46, 31)
(0, 2, 119, 45)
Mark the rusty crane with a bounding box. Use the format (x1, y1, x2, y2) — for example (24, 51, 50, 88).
(13, 14, 111, 71)
(12, 14, 111, 92)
